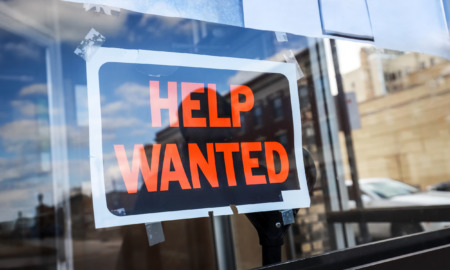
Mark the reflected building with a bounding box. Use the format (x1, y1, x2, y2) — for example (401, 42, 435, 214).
(153, 48, 332, 260)
(342, 49, 450, 187)
(34, 193, 57, 239)
(13, 211, 32, 239)
(343, 48, 448, 102)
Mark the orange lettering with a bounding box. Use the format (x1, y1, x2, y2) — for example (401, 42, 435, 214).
(230, 85, 254, 127)
(265, 142, 289, 183)
(140, 145, 161, 192)
(160, 144, 191, 191)
(241, 142, 267, 185)
(114, 144, 151, 193)
(208, 84, 231, 127)
(188, 143, 218, 188)
(150, 81, 178, 127)
(215, 142, 239, 186)
(181, 82, 207, 127)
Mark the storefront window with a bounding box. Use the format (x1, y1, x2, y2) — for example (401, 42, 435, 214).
(0, 1, 449, 269)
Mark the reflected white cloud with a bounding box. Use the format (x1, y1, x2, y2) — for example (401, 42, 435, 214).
(66, 125, 90, 147)
(102, 101, 125, 115)
(0, 178, 53, 222)
(130, 129, 149, 136)
(0, 75, 34, 82)
(0, 119, 45, 153)
(2, 42, 41, 61)
(0, 156, 45, 184)
(115, 82, 149, 107)
(0, 158, 24, 182)
(0, 188, 36, 221)
(19, 83, 47, 96)
(104, 165, 121, 187)
(100, 82, 152, 138)
(11, 100, 38, 117)
(102, 132, 117, 141)
(102, 116, 142, 130)
(67, 159, 91, 180)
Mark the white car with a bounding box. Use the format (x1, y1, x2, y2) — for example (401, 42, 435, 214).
(346, 178, 450, 239)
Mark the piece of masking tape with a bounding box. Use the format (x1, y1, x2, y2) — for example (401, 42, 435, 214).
(275, 31, 288, 42)
(111, 208, 126, 216)
(283, 50, 304, 80)
(229, 205, 239, 215)
(74, 28, 106, 61)
(280, 209, 295, 225)
(83, 3, 120, 16)
(145, 222, 165, 246)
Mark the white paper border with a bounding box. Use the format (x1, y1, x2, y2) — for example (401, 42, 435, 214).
(86, 47, 310, 228)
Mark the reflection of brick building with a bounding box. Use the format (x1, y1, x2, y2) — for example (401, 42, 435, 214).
(342, 49, 450, 187)
(153, 49, 332, 264)
(155, 73, 298, 175)
(156, 76, 294, 149)
(234, 76, 293, 154)
(343, 48, 447, 102)
(152, 69, 302, 267)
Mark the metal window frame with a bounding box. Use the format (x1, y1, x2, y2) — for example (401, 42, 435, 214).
(0, 2, 73, 269)
(257, 227, 450, 270)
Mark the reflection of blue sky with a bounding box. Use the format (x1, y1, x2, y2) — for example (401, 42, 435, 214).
(0, 1, 311, 220)
(0, 29, 53, 222)
(59, 8, 309, 192)
(98, 63, 262, 191)
(444, 0, 450, 32)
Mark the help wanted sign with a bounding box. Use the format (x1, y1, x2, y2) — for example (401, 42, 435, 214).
(86, 48, 310, 228)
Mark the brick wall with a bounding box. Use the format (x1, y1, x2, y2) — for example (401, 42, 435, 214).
(341, 62, 450, 188)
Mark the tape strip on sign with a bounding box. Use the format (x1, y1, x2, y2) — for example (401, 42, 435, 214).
(145, 222, 165, 246)
(283, 50, 304, 80)
(275, 32, 288, 42)
(83, 3, 121, 16)
(86, 47, 310, 228)
(280, 209, 295, 225)
(74, 28, 106, 61)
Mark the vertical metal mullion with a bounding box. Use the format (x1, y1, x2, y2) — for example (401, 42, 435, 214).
(47, 1, 73, 268)
(0, 1, 75, 268)
(319, 39, 356, 247)
(46, 43, 73, 270)
(308, 37, 363, 249)
(329, 39, 370, 243)
(308, 38, 345, 249)
(212, 215, 236, 270)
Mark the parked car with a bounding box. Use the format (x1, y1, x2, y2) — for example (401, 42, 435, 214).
(346, 178, 450, 239)
(427, 181, 450, 192)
